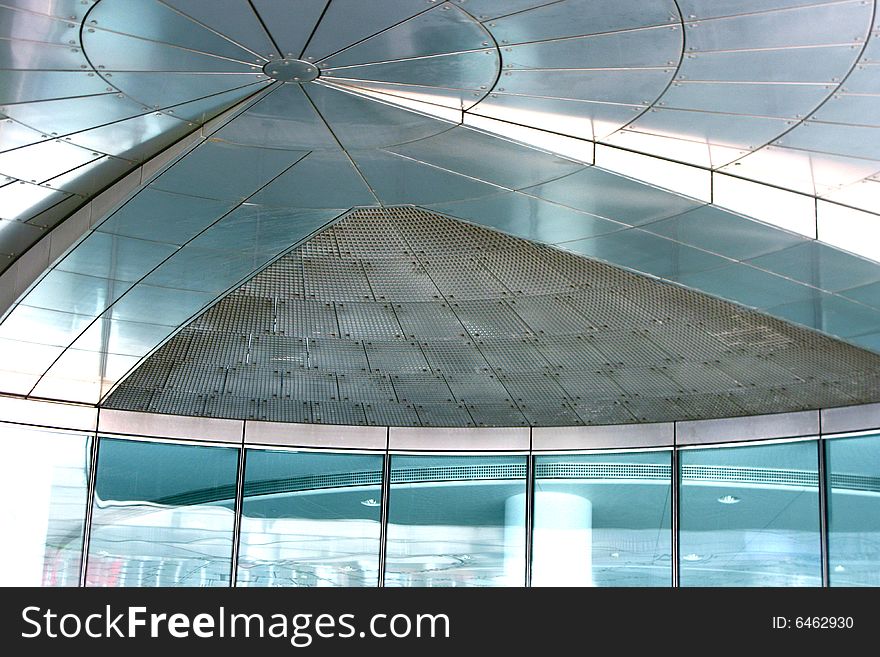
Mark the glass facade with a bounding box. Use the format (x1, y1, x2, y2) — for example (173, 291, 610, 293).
(2, 418, 879, 588)
(86, 437, 239, 587)
(385, 455, 527, 587)
(237, 449, 383, 587)
(533, 451, 672, 587)
(680, 440, 822, 587)
(0, 422, 90, 586)
(826, 433, 880, 587)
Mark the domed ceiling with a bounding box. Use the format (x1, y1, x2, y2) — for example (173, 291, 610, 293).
(1, 0, 880, 410)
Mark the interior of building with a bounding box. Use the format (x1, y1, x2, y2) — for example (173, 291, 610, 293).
(1, 0, 879, 587)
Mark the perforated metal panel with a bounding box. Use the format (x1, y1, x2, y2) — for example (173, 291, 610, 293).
(105, 208, 880, 426)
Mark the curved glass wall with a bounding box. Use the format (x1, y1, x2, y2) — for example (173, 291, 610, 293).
(85, 437, 239, 587)
(533, 451, 672, 587)
(2, 414, 880, 588)
(385, 455, 527, 587)
(826, 433, 880, 587)
(237, 449, 383, 588)
(679, 440, 822, 587)
(0, 422, 90, 586)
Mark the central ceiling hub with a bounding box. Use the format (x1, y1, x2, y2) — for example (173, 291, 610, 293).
(263, 58, 320, 83)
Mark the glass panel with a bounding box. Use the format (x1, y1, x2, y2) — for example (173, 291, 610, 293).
(0, 304, 95, 347)
(562, 229, 729, 281)
(151, 141, 308, 202)
(0, 140, 102, 185)
(86, 437, 239, 587)
(88, 0, 256, 62)
(0, 94, 148, 136)
(0, 70, 109, 104)
(776, 121, 880, 162)
(23, 270, 130, 316)
(678, 264, 817, 310)
(501, 25, 680, 70)
(385, 454, 527, 587)
(496, 68, 671, 105)
(746, 241, 880, 293)
(827, 434, 880, 586)
(56, 232, 177, 283)
(350, 148, 501, 205)
(302, 0, 431, 62)
(386, 126, 584, 190)
(817, 201, 880, 263)
(95, 71, 259, 114)
(81, 28, 257, 72)
(427, 192, 624, 244)
(250, 152, 377, 209)
(524, 167, 702, 226)
(250, 0, 327, 57)
(679, 440, 822, 587)
(626, 108, 790, 151)
(96, 187, 237, 245)
(489, 0, 676, 44)
(644, 205, 806, 261)
(109, 285, 217, 326)
(533, 451, 672, 587)
(214, 84, 338, 151)
(595, 145, 711, 202)
(766, 292, 880, 339)
(713, 174, 817, 238)
(322, 4, 490, 68)
(0, 423, 90, 587)
(324, 49, 498, 90)
(305, 82, 454, 149)
(660, 81, 829, 118)
(187, 206, 343, 255)
(472, 93, 636, 141)
(164, 0, 278, 58)
(237, 449, 383, 587)
(165, 81, 269, 124)
(0, 118, 46, 152)
(678, 45, 859, 83)
(683, 1, 870, 52)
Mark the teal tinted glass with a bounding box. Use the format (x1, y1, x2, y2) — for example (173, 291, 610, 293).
(680, 440, 821, 586)
(86, 438, 239, 587)
(533, 451, 672, 587)
(237, 449, 383, 587)
(385, 454, 527, 587)
(826, 433, 880, 586)
(0, 423, 90, 586)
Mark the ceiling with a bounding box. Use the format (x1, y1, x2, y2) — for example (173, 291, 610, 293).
(104, 208, 880, 426)
(2, 0, 880, 408)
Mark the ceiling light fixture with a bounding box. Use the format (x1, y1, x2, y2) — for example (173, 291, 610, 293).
(360, 498, 381, 507)
(682, 553, 702, 562)
(717, 495, 741, 505)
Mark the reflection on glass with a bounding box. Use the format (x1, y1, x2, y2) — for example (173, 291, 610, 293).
(0, 423, 90, 586)
(680, 440, 821, 587)
(533, 451, 672, 587)
(827, 433, 880, 586)
(86, 438, 238, 587)
(385, 454, 527, 587)
(237, 449, 383, 587)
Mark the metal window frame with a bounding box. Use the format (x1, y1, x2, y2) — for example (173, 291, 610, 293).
(5, 399, 880, 588)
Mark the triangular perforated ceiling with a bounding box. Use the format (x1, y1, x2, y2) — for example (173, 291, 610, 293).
(105, 208, 880, 426)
